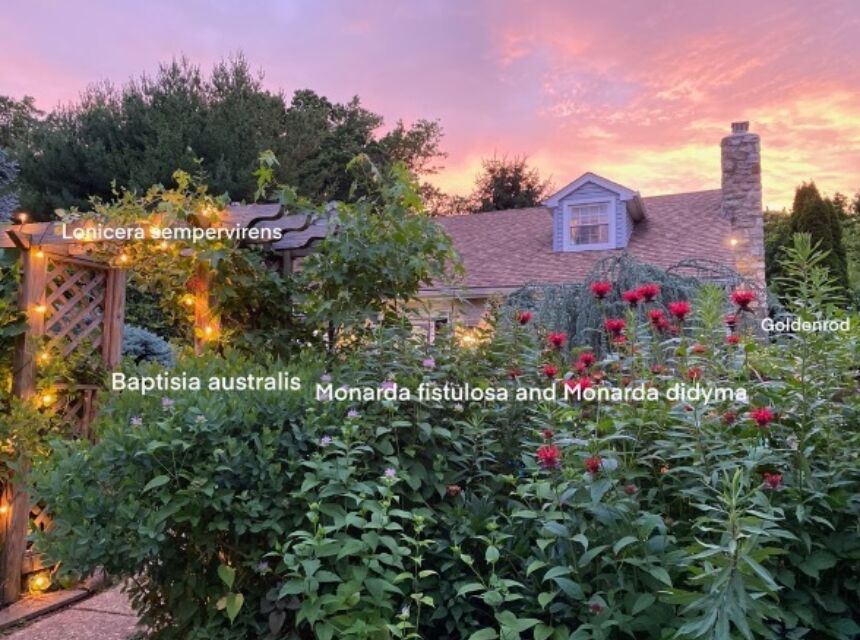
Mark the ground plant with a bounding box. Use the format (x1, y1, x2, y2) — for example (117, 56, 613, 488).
(33, 234, 860, 639)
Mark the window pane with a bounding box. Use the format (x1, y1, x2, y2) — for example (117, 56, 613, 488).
(569, 202, 610, 245)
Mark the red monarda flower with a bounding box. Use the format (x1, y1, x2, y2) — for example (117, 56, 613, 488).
(537, 444, 561, 469)
(651, 363, 665, 374)
(687, 367, 702, 381)
(726, 334, 740, 345)
(624, 484, 638, 495)
(668, 301, 691, 321)
(542, 364, 559, 378)
(578, 351, 596, 368)
(691, 343, 707, 354)
(762, 472, 783, 490)
(722, 411, 737, 425)
(637, 283, 660, 302)
(542, 428, 554, 439)
(648, 309, 664, 324)
(622, 289, 642, 306)
(590, 280, 612, 300)
(725, 314, 739, 328)
(730, 289, 756, 311)
(547, 332, 567, 349)
(604, 318, 626, 336)
(584, 456, 602, 475)
(750, 407, 774, 428)
(517, 310, 533, 325)
(564, 377, 592, 393)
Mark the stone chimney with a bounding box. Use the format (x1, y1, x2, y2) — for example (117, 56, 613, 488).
(721, 121, 765, 292)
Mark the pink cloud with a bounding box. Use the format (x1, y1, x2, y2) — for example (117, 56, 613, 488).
(1, 0, 858, 207)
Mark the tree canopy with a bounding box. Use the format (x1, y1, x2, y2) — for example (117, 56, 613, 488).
(4, 57, 445, 219)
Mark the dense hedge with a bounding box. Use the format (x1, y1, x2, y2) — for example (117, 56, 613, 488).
(35, 240, 860, 639)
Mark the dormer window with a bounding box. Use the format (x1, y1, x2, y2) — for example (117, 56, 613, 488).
(563, 200, 614, 250)
(569, 202, 610, 245)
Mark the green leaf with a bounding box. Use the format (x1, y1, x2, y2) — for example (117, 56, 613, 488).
(645, 566, 672, 587)
(485, 546, 500, 563)
(526, 560, 547, 576)
(466, 630, 498, 640)
(217, 564, 235, 589)
(551, 577, 584, 600)
(535, 623, 554, 640)
(224, 592, 244, 623)
(612, 536, 638, 555)
(538, 591, 556, 608)
(457, 582, 485, 597)
(143, 475, 169, 493)
(632, 593, 655, 615)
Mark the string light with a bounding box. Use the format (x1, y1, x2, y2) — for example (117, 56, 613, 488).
(158, 240, 169, 250)
(204, 325, 215, 338)
(35, 247, 45, 258)
(16, 212, 28, 224)
(0, 504, 9, 515)
(41, 392, 54, 406)
(29, 572, 50, 593)
(38, 351, 50, 364)
(182, 294, 196, 308)
(729, 237, 738, 247)
(118, 253, 130, 264)
(34, 304, 47, 315)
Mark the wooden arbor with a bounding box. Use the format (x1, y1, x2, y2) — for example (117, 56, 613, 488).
(0, 206, 327, 603)
(0, 225, 127, 604)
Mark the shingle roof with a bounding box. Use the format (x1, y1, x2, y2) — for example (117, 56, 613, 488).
(427, 189, 734, 291)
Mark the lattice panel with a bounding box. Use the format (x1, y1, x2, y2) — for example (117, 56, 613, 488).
(44, 258, 108, 357)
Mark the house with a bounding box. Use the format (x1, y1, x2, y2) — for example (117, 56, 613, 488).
(417, 122, 765, 332)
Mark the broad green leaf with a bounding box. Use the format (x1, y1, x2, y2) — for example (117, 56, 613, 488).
(224, 592, 244, 623)
(143, 475, 169, 493)
(217, 564, 235, 589)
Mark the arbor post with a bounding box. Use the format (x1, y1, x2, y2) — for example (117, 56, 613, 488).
(2, 247, 48, 604)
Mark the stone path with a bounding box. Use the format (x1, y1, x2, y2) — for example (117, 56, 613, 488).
(2, 587, 138, 639)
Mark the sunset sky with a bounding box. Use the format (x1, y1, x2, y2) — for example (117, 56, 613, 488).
(2, 0, 859, 209)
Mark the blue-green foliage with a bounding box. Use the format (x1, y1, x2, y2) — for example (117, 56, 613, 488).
(122, 324, 174, 368)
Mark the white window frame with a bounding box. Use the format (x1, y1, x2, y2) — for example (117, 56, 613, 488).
(563, 199, 615, 251)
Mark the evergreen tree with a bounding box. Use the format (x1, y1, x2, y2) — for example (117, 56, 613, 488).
(788, 182, 849, 292)
(0, 149, 17, 221)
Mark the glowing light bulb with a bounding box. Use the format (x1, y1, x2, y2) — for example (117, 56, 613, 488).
(159, 240, 169, 250)
(182, 294, 195, 307)
(0, 504, 9, 515)
(34, 304, 47, 314)
(38, 352, 50, 363)
(35, 248, 45, 258)
(729, 237, 738, 247)
(41, 393, 54, 406)
(29, 573, 50, 592)
(118, 253, 130, 264)
(204, 325, 214, 337)
(17, 212, 28, 224)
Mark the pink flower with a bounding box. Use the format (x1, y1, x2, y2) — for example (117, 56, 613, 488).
(726, 334, 740, 345)
(722, 411, 737, 425)
(590, 281, 612, 300)
(636, 283, 660, 302)
(422, 357, 436, 369)
(547, 332, 567, 349)
(542, 428, 554, 439)
(542, 364, 559, 378)
(687, 367, 702, 381)
(668, 301, 691, 321)
(622, 289, 642, 306)
(751, 407, 774, 428)
(604, 318, 626, 336)
(564, 377, 591, 393)
(577, 352, 596, 368)
(725, 314, 739, 328)
(517, 310, 533, 325)
(762, 472, 783, 490)
(624, 484, 638, 495)
(584, 456, 602, 475)
(730, 290, 756, 311)
(537, 444, 561, 469)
